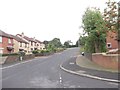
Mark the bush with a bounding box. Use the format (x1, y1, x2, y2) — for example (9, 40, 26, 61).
(32, 50, 39, 54)
(19, 51, 26, 56)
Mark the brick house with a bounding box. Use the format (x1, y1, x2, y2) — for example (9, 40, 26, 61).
(0, 30, 14, 54)
(106, 31, 118, 50)
(106, 31, 120, 54)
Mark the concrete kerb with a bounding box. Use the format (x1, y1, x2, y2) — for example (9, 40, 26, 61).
(60, 64, 120, 83)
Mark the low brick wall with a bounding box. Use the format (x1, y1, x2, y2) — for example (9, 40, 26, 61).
(23, 54, 35, 60)
(3, 54, 35, 64)
(0, 56, 8, 64)
(92, 53, 119, 70)
(5, 55, 19, 64)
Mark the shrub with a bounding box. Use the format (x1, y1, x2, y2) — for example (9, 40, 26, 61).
(32, 50, 39, 54)
(19, 51, 26, 56)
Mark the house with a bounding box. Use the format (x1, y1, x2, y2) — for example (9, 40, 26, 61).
(0, 30, 14, 54)
(106, 31, 118, 50)
(10, 35, 29, 54)
(35, 39, 45, 50)
(17, 32, 45, 53)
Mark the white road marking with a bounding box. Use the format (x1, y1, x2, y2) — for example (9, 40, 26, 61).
(69, 62, 74, 65)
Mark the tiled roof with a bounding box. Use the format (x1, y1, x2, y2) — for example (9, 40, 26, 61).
(35, 39, 42, 43)
(17, 33, 43, 43)
(24, 36, 37, 42)
(0, 30, 13, 38)
(10, 35, 28, 43)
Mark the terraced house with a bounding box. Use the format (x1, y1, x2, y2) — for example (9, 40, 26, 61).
(17, 32, 45, 54)
(10, 35, 29, 54)
(0, 30, 14, 54)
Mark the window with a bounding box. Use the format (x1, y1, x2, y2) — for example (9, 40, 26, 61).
(20, 42, 22, 47)
(0, 36, 2, 43)
(8, 38, 11, 44)
(31, 48, 33, 51)
(25, 43, 27, 48)
(31, 42, 33, 46)
(107, 43, 112, 48)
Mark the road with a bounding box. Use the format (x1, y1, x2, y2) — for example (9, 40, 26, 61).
(2, 48, 118, 88)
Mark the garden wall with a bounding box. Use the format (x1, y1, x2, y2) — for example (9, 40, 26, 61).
(92, 53, 119, 70)
(3, 54, 35, 64)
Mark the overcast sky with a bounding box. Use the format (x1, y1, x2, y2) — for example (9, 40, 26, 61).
(0, 0, 118, 44)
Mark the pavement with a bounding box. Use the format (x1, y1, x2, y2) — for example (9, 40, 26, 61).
(60, 55, 120, 83)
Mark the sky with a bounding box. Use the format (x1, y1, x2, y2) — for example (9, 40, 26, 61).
(0, 0, 118, 44)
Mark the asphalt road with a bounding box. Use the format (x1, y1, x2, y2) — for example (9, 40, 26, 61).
(2, 48, 118, 88)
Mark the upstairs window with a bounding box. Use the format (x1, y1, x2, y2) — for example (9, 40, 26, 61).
(8, 38, 11, 44)
(25, 43, 27, 48)
(31, 42, 33, 46)
(0, 36, 2, 43)
(20, 42, 22, 47)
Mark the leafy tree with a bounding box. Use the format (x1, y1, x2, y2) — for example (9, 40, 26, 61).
(104, 0, 118, 31)
(47, 38, 62, 51)
(82, 8, 107, 53)
(64, 41, 70, 48)
(43, 40, 49, 49)
(104, 0, 120, 41)
(51, 38, 62, 48)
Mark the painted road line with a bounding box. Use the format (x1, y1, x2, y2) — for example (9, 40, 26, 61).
(69, 62, 75, 65)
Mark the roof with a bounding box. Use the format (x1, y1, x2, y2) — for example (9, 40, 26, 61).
(17, 33, 43, 43)
(0, 30, 13, 38)
(10, 35, 28, 43)
(17, 34, 37, 42)
(24, 36, 37, 42)
(35, 39, 42, 43)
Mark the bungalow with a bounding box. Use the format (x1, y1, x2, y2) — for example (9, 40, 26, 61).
(0, 30, 14, 54)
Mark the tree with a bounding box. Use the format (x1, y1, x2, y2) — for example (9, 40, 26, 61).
(43, 40, 49, 49)
(82, 8, 107, 53)
(64, 41, 70, 48)
(47, 38, 62, 51)
(104, 0, 120, 41)
(51, 38, 62, 48)
(104, 0, 118, 31)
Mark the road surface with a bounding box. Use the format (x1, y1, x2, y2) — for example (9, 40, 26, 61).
(2, 48, 118, 88)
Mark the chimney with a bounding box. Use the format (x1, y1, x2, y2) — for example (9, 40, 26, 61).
(21, 32, 24, 37)
(33, 37, 35, 41)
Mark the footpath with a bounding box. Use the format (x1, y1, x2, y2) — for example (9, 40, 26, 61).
(60, 55, 120, 83)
